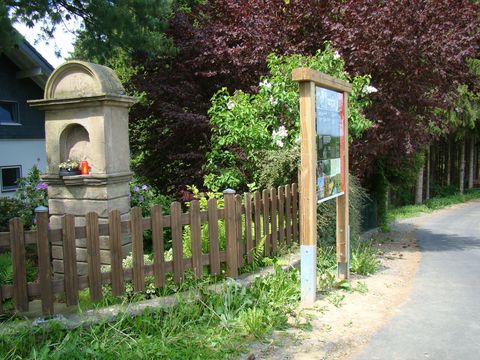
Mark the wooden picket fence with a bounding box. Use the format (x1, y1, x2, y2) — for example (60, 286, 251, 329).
(0, 184, 299, 316)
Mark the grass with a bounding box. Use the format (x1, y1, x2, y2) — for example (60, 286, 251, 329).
(0, 239, 381, 359)
(74, 236, 276, 313)
(0, 230, 382, 359)
(387, 189, 480, 225)
(316, 240, 380, 294)
(0, 264, 300, 359)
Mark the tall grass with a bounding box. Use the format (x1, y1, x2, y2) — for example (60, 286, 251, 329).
(387, 189, 480, 223)
(0, 265, 300, 360)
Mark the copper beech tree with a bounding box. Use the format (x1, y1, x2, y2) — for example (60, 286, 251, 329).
(130, 0, 479, 192)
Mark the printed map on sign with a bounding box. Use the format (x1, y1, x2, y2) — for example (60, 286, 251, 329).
(316, 87, 345, 203)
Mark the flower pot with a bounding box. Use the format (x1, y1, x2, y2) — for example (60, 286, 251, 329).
(59, 169, 81, 177)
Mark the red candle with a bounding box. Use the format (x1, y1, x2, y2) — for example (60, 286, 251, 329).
(80, 160, 89, 175)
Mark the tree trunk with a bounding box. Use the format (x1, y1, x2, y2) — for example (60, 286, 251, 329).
(468, 134, 475, 189)
(459, 137, 466, 194)
(426, 147, 431, 199)
(446, 137, 451, 186)
(475, 139, 480, 184)
(415, 162, 424, 204)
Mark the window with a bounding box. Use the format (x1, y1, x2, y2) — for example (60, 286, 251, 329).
(0, 101, 19, 124)
(1, 166, 21, 192)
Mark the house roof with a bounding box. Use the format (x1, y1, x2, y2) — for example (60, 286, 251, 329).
(4, 38, 54, 90)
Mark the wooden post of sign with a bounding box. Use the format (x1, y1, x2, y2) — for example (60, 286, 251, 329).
(293, 68, 352, 306)
(297, 77, 317, 307)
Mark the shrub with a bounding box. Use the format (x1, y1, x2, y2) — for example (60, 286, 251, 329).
(317, 174, 369, 246)
(204, 45, 373, 192)
(129, 176, 173, 253)
(0, 165, 48, 231)
(0, 197, 25, 232)
(129, 176, 172, 217)
(256, 146, 300, 190)
(182, 186, 226, 257)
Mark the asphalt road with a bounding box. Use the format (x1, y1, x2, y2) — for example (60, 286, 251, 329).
(354, 200, 480, 360)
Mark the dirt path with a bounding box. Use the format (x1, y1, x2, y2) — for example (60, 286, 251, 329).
(245, 222, 422, 360)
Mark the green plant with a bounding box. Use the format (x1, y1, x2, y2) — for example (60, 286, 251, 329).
(129, 176, 171, 217)
(58, 159, 80, 171)
(256, 146, 300, 189)
(350, 241, 380, 275)
(237, 307, 270, 339)
(11, 165, 48, 229)
(354, 281, 369, 294)
(387, 190, 480, 223)
(317, 175, 369, 246)
(318, 270, 336, 293)
(0, 197, 25, 232)
(129, 176, 172, 253)
(204, 44, 373, 191)
(0, 251, 37, 312)
(0, 260, 303, 359)
(327, 292, 345, 307)
(0, 252, 37, 285)
(182, 186, 226, 257)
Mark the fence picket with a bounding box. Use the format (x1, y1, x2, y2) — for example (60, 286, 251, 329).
(86, 212, 102, 301)
(207, 198, 221, 275)
(36, 210, 53, 315)
(131, 207, 145, 292)
(224, 190, 238, 278)
(235, 194, 244, 267)
(245, 192, 253, 264)
(278, 186, 285, 248)
(270, 188, 278, 254)
(285, 185, 292, 245)
(108, 210, 124, 296)
(253, 191, 261, 250)
(171, 202, 184, 283)
(151, 204, 166, 287)
(62, 214, 78, 306)
(292, 183, 299, 242)
(0, 183, 301, 315)
(190, 200, 203, 279)
(262, 189, 270, 256)
(10, 218, 28, 312)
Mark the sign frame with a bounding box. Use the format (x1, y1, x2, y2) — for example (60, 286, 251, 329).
(292, 68, 352, 307)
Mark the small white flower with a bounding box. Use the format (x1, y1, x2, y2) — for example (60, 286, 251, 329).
(364, 85, 378, 94)
(276, 139, 284, 147)
(259, 79, 272, 90)
(333, 51, 341, 60)
(226, 99, 235, 110)
(269, 95, 278, 106)
(277, 125, 288, 138)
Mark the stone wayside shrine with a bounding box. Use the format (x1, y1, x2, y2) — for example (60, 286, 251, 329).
(29, 61, 136, 276)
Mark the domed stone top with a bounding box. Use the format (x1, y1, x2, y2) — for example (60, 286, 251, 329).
(44, 61, 125, 99)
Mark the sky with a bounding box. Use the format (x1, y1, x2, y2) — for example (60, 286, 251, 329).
(13, 20, 79, 68)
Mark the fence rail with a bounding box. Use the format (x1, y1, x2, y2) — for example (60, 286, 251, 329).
(0, 184, 299, 316)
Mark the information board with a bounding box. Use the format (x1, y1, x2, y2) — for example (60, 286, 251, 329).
(315, 87, 345, 203)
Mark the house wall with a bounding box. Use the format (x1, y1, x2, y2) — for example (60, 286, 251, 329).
(0, 139, 46, 196)
(0, 54, 45, 139)
(0, 54, 46, 196)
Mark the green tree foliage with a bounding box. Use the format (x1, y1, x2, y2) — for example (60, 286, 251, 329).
(327, 0, 479, 176)
(448, 59, 480, 133)
(204, 46, 372, 191)
(1, 0, 174, 67)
